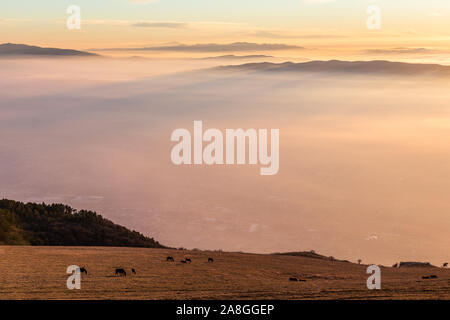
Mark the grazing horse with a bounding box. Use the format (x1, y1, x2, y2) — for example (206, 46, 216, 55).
(131, 268, 136, 275)
(80, 267, 88, 275)
(185, 258, 192, 263)
(289, 277, 306, 282)
(166, 256, 174, 262)
(115, 268, 127, 276)
(208, 258, 214, 263)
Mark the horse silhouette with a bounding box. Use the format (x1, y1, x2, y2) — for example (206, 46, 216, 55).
(289, 277, 306, 282)
(80, 267, 88, 275)
(115, 268, 127, 276)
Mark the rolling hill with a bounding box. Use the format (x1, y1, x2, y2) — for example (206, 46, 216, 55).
(216, 60, 450, 76)
(274, 251, 350, 263)
(0, 199, 164, 248)
(1, 246, 449, 299)
(0, 43, 98, 56)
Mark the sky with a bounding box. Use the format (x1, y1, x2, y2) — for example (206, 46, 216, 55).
(2, 0, 450, 61)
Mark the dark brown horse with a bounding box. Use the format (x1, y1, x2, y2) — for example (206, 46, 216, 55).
(289, 277, 306, 282)
(115, 268, 127, 276)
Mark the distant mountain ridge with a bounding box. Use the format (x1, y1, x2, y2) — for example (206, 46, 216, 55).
(398, 262, 436, 268)
(199, 54, 274, 60)
(273, 251, 350, 263)
(0, 43, 98, 56)
(216, 60, 450, 76)
(0, 199, 164, 248)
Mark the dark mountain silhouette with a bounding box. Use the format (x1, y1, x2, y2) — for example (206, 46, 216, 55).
(273, 251, 350, 263)
(0, 199, 164, 248)
(216, 60, 450, 76)
(0, 43, 98, 56)
(199, 54, 274, 60)
(399, 262, 436, 268)
(94, 42, 304, 52)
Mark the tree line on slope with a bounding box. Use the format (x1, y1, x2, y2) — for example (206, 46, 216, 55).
(0, 199, 164, 248)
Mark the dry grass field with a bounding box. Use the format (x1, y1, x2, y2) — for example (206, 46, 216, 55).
(0, 246, 448, 300)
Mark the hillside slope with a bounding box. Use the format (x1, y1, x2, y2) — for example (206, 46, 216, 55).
(216, 60, 450, 76)
(1, 246, 449, 299)
(274, 251, 350, 263)
(0, 199, 164, 248)
(0, 43, 98, 56)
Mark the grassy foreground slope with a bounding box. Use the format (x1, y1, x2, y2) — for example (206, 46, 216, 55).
(0, 246, 449, 299)
(0, 199, 164, 248)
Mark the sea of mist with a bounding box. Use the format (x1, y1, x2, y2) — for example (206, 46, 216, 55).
(1, 57, 450, 266)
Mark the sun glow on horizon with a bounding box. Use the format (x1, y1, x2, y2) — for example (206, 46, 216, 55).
(1, 0, 450, 63)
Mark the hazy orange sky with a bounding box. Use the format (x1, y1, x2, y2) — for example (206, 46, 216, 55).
(2, 0, 450, 62)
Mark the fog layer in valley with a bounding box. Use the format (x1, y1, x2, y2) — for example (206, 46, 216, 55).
(1, 57, 449, 265)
